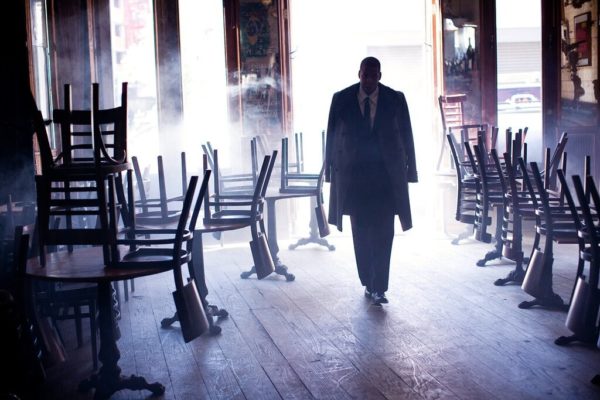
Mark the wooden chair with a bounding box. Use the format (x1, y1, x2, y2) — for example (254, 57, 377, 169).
(204, 152, 278, 279)
(0, 195, 35, 273)
(464, 139, 503, 245)
(32, 83, 130, 267)
(437, 94, 487, 171)
(467, 135, 517, 270)
(1, 225, 46, 397)
(116, 172, 212, 342)
(201, 141, 257, 196)
(493, 150, 540, 286)
(518, 158, 580, 310)
(9, 223, 100, 370)
(554, 170, 596, 346)
(280, 136, 318, 192)
(159, 168, 229, 335)
(558, 174, 600, 347)
(51, 83, 128, 170)
(131, 152, 187, 226)
(446, 132, 478, 244)
(281, 133, 333, 250)
(288, 132, 305, 173)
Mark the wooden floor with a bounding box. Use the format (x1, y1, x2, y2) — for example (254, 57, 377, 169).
(41, 221, 600, 400)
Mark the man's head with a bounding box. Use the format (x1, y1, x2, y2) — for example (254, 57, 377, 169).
(359, 57, 381, 95)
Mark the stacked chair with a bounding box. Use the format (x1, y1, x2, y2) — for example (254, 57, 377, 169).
(554, 171, 600, 346)
(518, 154, 589, 310)
(33, 82, 130, 267)
(463, 132, 504, 254)
(31, 83, 130, 369)
(131, 152, 188, 226)
(201, 140, 258, 196)
(492, 148, 538, 286)
(469, 128, 525, 269)
(447, 125, 499, 245)
(490, 133, 568, 287)
(446, 132, 479, 244)
(436, 93, 488, 171)
(280, 135, 333, 249)
(202, 152, 277, 280)
(116, 171, 214, 341)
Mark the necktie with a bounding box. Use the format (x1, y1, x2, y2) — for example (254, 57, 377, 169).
(363, 97, 371, 130)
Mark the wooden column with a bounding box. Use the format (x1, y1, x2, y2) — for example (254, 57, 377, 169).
(478, 0, 497, 126)
(153, 0, 184, 156)
(541, 0, 561, 149)
(0, 0, 36, 203)
(223, 0, 243, 130)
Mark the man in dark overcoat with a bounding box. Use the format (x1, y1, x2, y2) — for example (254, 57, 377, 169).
(324, 56, 418, 305)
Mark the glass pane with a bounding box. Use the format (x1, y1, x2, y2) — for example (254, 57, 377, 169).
(109, 0, 160, 164)
(496, 0, 542, 161)
(441, 1, 481, 126)
(290, 1, 435, 234)
(290, 1, 431, 172)
(179, 0, 229, 173)
(30, 1, 52, 128)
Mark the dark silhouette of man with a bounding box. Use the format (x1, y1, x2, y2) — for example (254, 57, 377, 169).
(325, 56, 417, 305)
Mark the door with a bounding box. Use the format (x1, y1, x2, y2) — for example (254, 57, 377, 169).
(223, 0, 292, 151)
(496, 0, 542, 161)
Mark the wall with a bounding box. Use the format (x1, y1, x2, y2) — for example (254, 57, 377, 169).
(560, 0, 598, 117)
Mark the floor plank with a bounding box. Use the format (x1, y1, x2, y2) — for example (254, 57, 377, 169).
(39, 226, 600, 400)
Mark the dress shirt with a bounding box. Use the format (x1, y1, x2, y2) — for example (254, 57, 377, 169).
(358, 86, 379, 127)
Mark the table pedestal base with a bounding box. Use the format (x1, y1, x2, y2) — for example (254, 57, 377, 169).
(79, 372, 165, 400)
(241, 261, 295, 281)
(161, 304, 228, 335)
(78, 282, 165, 399)
(288, 198, 335, 251)
(289, 235, 335, 251)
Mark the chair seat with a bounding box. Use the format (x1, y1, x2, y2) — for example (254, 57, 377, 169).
(119, 247, 190, 268)
(199, 220, 252, 233)
(47, 162, 130, 176)
(134, 210, 182, 226)
(117, 228, 192, 246)
(204, 211, 256, 225)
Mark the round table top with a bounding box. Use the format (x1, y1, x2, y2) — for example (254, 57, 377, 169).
(27, 246, 170, 283)
(265, 188, 317, 201)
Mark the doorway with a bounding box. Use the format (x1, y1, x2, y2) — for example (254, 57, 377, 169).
(289, 1, 437, 234)
(496, 0, 542, 162)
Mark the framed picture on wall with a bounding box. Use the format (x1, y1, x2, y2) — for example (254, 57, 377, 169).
(240, 2, 270, 59)
(574, 12, 591, 66)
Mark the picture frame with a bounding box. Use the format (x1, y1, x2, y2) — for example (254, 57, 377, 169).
(574, 12, 591, 66)
(240, 2, 270, 59)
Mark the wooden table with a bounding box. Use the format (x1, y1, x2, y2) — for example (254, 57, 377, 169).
(27, 246, 166, 399)
(240, 190, 322, 281)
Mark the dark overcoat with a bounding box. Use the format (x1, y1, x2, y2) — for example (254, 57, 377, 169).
(324, 82, 418, 232)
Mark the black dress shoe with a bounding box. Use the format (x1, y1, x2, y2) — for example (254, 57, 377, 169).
(364, 288, 373, 298)
(372, 292, 389, 305)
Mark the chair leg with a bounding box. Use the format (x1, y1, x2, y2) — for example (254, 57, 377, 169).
(112, 281, 121, 313)
(476, 206, 503, 266)
(90, 301, 98, 370)
(74, 305, 83, 348)
(123, 280, 129, 302)
(451, 224, 474, 245)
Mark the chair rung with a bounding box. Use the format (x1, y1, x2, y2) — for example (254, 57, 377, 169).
(42, 230, 115, 244)
(49, 199, 103, 207)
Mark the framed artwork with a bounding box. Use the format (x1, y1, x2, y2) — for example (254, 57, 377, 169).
(574, 12, 591, 66)
(240, 2, 270, 59)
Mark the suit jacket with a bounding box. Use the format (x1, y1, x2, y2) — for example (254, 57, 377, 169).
(324, 82, 417, 232)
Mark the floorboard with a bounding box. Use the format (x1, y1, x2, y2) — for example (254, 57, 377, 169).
(39, 224, 600, 400)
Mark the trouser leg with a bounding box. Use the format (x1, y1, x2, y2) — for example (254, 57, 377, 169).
(371, 210, 395, 293)
(350, 208, 395, 293)
(351, 214, 373, 290)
